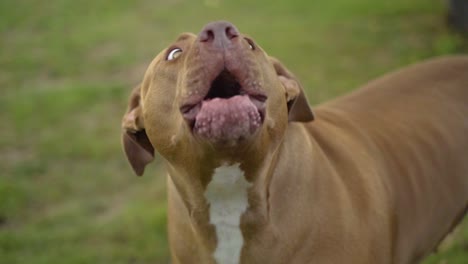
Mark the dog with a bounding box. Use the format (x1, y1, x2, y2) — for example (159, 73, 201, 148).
(121, 21, 468, 263)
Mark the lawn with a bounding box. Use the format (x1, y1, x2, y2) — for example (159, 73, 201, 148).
(0, 0, 466, 263)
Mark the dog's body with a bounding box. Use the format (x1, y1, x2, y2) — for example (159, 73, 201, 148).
(122, 21, 468, 263)
(314, 57, 468, 263)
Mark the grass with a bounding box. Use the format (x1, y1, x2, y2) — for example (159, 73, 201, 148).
(0, 0, 466, 263)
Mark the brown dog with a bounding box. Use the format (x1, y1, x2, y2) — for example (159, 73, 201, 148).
(121, 21, 468, 264)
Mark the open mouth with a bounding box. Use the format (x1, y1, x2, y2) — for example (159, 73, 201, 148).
(205, 70, 242, 100)
(180, 69, 267, 144)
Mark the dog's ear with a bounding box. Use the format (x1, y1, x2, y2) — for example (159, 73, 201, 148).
(269, 56, 314, 122)
(121, 85, 154, 176)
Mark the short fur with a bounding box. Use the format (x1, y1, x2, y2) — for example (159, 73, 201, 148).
(121, 21, 468, 264)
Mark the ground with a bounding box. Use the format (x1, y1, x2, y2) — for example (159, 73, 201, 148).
(0, 0, 467, 263)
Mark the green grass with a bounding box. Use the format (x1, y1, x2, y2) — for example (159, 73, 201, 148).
(0, 0, 466, 263)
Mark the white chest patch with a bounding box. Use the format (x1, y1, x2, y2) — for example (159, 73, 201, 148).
(204, 163, 251, 264)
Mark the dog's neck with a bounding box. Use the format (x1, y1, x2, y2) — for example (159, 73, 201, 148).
(166, 147, 280, 262)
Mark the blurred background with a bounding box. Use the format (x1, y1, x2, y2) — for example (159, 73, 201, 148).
(1, 0, 467, 263)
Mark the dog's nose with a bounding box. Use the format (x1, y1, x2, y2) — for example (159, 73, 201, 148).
(198, 21, 240, 49)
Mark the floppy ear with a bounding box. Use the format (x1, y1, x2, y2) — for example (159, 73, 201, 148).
(269, 57, 314, 122)
(121, 85, 154, 176)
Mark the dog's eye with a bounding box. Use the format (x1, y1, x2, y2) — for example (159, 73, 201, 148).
(167, 48, 183, 61)
(245, 38, 255, 50)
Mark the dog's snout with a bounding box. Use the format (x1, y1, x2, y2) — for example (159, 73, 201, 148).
(198, 21, 239, 49)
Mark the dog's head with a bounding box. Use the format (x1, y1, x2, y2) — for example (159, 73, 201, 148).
(122, 21, 314, 176)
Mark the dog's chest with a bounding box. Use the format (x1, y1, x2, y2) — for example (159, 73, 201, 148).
(204, 163, 251, 264)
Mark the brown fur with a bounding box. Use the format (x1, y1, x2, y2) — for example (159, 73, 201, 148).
(121, 21, 468, 263)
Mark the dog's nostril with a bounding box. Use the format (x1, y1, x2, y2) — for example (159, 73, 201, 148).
(225, 26, 238, 40)
(200, 29, 215, 42)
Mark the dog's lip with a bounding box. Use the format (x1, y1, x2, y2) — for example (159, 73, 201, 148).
(180, 93, 267, 129)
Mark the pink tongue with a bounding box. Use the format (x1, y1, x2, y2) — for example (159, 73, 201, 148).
(194, 95, 261, 143)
